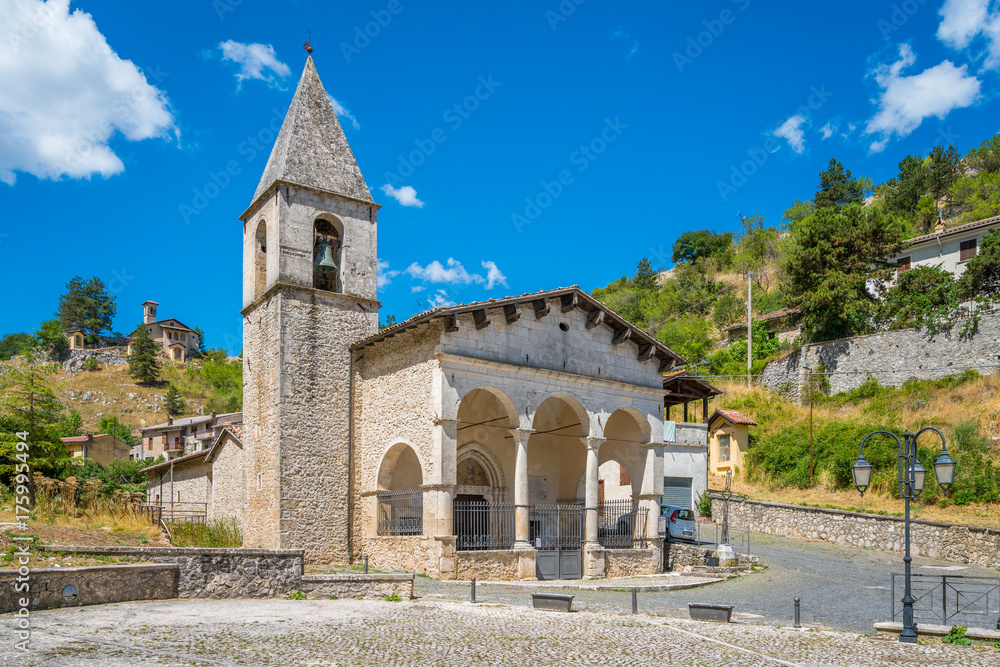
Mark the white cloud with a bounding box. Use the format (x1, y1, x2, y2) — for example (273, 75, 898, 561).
(938, 0, 1000, 68)
(427, 289, 455, 308)
(482, 261, 508, 289)
(820, 122, 835, 140)
(411, 286, 425, 293)
(405, 258, 507, 290)
(377, 259, 399, 288)
(774, 115, 808, 154)
(328, 96, 360, 130)
(218, 40, 290, 88)
(381, 184, 425, 207)
(0, 0, 176, 185)
(865, 45, 980, 152)
(611, 27, 639, 60)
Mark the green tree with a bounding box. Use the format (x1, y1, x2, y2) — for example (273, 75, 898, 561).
(964, 132, 1000, 174)
(814, 159, 865, 210)
(164, 385, 184, 416)
(631, 258, 658, 291)
(882, 154, 928, 219)
(951, 170, 1000, 223)
(96, 415, 137, 444)
(782, 200, 815, 229)
(655, 315, 711, 366)
(0, 333, 36, 361)
(957, 229, 1000, 298)
(732, 214, 781, 287)
(713, 291, 745, 330)
(671, 230, 733, 265)
(926, 145, 962, 201)
(379, 315, 397, 331)
(127, 324, 162, 385)
(875, 265, 957, 331)
(0, 349, 72, 494)
(34, 319, 68, 356)
(785, 205, 906, 341)
(57, 276, 117, 338)
(56, 409, 83, 438)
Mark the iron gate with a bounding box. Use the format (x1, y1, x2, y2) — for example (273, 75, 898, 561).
(531, 504, 583, 580)
(890, 573, 1000, 629)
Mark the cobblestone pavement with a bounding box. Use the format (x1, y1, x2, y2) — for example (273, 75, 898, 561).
(416, 533, 1000, 634)
(4, 598, 998, 666)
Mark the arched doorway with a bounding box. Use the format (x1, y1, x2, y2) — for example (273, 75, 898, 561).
(375, 443, 423, 536)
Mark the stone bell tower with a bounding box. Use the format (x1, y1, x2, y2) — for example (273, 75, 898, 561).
(239, 56, 380, 561)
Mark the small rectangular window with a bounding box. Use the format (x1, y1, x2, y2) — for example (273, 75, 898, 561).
(619, 465, 631, 486)
(719, 434, 731, 463)
(897, 256, 911, 276)
(960, 239, 977, 262)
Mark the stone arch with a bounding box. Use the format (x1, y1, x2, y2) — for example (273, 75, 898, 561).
(376, 441, 424, 491)
(313, 214, 343, 293)
(253, 220, 267, 299)
(531, 394, 591, 438)
(456, 442, 507, 502)
(458, 387, 517, 428)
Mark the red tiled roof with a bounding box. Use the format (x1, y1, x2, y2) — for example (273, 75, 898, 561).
(710, 408, 758, 426)
(60, 434, 115, 443)
(902, 214, 1000, 247)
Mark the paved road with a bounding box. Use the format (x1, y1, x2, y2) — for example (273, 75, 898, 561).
(6, 598, 996, 666)
(416, 532, 1000, 634)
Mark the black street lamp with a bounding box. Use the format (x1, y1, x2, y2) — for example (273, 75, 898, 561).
(851, 428, 957, 644)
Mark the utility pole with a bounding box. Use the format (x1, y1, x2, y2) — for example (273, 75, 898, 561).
(803, 364, 814, 485)
(746, 272, 753, 389)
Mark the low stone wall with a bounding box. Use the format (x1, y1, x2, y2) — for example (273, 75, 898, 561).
(712, 497, 1000, 568)
(663, 542, 756, 571)
(359, 536, 454, 579)
(455, 550, 520, 581)
(0, 564, 178, 613)
(40, 546, 303, 598)
(299, 573, 414, 600)
(604, 548, 661, 578)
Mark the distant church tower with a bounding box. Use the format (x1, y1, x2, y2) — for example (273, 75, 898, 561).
(240, 56, 379, 561)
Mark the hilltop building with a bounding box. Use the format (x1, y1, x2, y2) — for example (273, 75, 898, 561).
(126, 300, 200, 362)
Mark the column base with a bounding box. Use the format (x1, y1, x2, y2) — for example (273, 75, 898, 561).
(512, 542, 537, 580)
(582, 542, 606, 579)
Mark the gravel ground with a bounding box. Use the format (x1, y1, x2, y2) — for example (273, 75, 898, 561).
(416, 533, 1000, 634)
(4, 597, 998, 666)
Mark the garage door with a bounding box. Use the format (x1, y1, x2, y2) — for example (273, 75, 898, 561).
(662, 477, 693, 510)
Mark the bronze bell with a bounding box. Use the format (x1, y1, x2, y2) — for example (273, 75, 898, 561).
(314, 239, 338, 274)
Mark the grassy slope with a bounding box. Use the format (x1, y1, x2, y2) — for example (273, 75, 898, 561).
(709, 374, 1000, 528)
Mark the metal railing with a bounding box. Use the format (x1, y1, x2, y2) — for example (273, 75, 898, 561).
(129, 502, 162, 525)
(890, 573, 1000, 630)
(530, 504, 583, 550)
(597, 499, 648, 549)
(153, 501, 207, 524)
(695, 522, 752, 555)
(454, 500, 515, 551)
(376, 489, 423, 536)
(164, 442, 184, 452)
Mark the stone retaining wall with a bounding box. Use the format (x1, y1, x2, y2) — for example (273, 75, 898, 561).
(40, 546, 303, 598)
(359, 536, 454, 580)
(759, 310, 1000, 402)
(0, 564, 177, 613)
(455, 550, 520, 581)
(711, 497, 1000, 567)
(299, 573, 414, 600)
(603, 548, 661, 578)
(663, 542, 756, 571)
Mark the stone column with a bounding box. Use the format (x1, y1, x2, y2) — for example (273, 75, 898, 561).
(637, 441, 664, 540)
(582, 436, 607, 579)
(509, 428, 535, 547)
(429, 418, 459, 580)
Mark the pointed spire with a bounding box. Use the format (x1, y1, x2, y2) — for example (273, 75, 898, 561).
(252, 56, 373, 204)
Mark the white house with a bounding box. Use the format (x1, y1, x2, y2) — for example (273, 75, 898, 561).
(891, 215, 1000, 279)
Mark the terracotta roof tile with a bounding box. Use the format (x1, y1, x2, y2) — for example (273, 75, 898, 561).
(711, 408, 758, 426)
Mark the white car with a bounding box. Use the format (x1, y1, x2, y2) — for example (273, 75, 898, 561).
(662, 505, 697, 542)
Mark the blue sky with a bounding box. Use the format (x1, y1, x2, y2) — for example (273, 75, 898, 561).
(1, 0, 999, 352)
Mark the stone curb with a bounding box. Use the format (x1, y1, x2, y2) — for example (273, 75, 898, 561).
(302, 573, 414, 582)
(39, 546, 305, 557)
(0, 563, 178, 576)
(874, 621, 1000, 640)
(443, 577, 725, 592)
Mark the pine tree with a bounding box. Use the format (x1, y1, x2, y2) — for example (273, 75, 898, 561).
(57, 276, 117, 339)
(631, 258, 658, 291)
(192, 327, 207, 354)
(164, 385, 184, 417)
(814, 159, 865, 210)
(128, 324, 161, 385)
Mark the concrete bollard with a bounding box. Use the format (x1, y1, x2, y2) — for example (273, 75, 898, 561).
(471, 577, 476, 603)
(364, 555, 369, 574)
(632, 588, 638, 615)
(794, 597, 801, 628)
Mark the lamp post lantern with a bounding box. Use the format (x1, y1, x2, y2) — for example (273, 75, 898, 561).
(852, 427, 956, 644)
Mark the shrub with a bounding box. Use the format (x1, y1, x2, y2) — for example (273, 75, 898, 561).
(942, 625, 971, 646)
(695, 492, 712, 519)
(384, 593, 402, 602)
(83, 358, 100, 372)
(168, 518, 242, 548)
(284, 591, 307, 600)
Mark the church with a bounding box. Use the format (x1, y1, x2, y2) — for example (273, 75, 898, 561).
(225, 56, 696, 580)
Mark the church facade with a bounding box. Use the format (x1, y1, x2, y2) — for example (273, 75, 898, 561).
(231, 57, 687, 580)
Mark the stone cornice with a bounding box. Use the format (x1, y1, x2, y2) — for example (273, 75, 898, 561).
(241, 281, 380, 316)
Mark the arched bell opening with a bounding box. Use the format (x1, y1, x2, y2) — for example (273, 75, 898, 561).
(313, 217, 342, 293)
(253, 220, 267, 299)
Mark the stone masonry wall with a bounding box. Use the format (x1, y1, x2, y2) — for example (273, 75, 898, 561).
(604, 548, 661, 578)
(359, 536, 447, 578)
(40, 546, 303, 598)
(713, 497, 1000, 568)
(299, 573, 414, 600)
(663, 542, 757, 571)
(0, 564, 178, 613)
(455, 550, 520, 581)
(209, 432, 246, 531)
(760, 311, 1000, 402)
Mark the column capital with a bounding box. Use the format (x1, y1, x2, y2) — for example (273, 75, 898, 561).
(508, 428, 535, 445)
(580, 436, 606, 451)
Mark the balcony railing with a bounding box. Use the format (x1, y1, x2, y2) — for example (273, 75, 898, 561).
(164, 442, 184, 452)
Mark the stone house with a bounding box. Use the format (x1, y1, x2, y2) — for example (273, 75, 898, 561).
(707, 408, 757, 475)
(126, 300, 200, 362)
(59, 433, 131, 465)
(138, 411, 241, 461)
(662, 371, 722, 511)
(199, 56, 707, 581)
